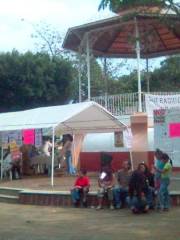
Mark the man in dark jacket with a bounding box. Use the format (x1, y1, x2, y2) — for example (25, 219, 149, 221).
(128, 163, 150, 213)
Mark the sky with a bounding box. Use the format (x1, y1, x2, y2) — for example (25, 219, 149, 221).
(0, 0, 114, 53)
(0, 0, 174, 72)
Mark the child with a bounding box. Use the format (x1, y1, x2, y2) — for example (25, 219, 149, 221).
(71, 169, 90, 207)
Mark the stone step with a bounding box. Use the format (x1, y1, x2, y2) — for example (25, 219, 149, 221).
(0, 194, 19, 204)
(54, 167, 66, 177)
(19, 190, 180, 207)
(0, 187, 21, 196)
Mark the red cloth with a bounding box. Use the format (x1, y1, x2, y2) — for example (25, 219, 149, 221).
(74, 176, 90, 188)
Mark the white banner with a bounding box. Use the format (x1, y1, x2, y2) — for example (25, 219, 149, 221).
(154, 108, 180, 167)
(145, 94, 180, 116)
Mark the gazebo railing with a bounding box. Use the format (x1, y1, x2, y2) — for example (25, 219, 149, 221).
(92, 92, 180, 116)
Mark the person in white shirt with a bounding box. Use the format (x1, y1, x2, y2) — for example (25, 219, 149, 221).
(43, 138, 52, 157)
(42, 138, 52, 176)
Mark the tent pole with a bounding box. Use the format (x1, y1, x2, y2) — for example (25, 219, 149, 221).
(1, 146, 3, 180)
(135, 18, 142, 112)
(51, 126, 55, 187)
(86, 33, 91, 101)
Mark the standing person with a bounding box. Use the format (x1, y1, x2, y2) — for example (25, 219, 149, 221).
(154, 149, 164, 210)
(61, 134, 76, 175)
(71, 169, 90, 207)
(43, 137, 52, 157)
(96, 167, 115, 210)
(157, 153, 172, 211)
(42, 137, 52, 176)
(128, 163, 149, 214)
(113, 160, 132, 209)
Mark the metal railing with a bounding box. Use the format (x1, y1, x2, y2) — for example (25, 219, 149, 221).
(92, 92, 180, 116)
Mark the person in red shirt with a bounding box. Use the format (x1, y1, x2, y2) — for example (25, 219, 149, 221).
(71, 169, 90, 207)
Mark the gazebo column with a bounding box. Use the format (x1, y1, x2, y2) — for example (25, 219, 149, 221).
(135, 18, 142, 112)
(130, 112, 148, 169)
(86, 33, 91, 101)
(146, 58, 150, 92)
(78, 52, 82, 102)
(104, 57, 108, 109)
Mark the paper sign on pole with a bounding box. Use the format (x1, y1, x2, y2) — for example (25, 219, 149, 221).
(114, 131, 124, 147)
(154, 108, 180, 167)
(169, 123, 180, 138)
(123, 129, 133, 149)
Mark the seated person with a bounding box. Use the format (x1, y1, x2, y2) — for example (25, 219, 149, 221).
(113, 160, 132, 209)
(128, 163, 149, 214)
(96, 166, 115, 210)
(71, 169, 90, 207)
(144, 163, 155, 209)
(2, 148, 13, 179)
(11, 157, 22, 179)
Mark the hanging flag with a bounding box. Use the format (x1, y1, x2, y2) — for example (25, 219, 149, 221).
(23, 129, 35, 145)
(35, 129, 42, 147)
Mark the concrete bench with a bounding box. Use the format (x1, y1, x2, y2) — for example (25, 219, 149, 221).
(19, 190, 180, 207)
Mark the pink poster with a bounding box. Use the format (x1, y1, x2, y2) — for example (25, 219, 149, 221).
(169, 123, 180, 138)
(23, 129, 35, 144)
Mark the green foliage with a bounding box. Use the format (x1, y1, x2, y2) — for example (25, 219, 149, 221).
(98, 0, 178, 12)
(99, 0, 163, 12)
(0, 51, 76, 112)
(150, 55, 180, 91)
(100, 55, 180, 94)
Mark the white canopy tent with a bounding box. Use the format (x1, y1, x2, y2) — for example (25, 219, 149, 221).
(0, 101, 126, 186)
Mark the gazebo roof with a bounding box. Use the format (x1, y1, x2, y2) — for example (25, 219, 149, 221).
(63, 12, 180, 58)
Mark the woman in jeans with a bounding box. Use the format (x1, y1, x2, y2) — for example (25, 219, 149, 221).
(61, 134, 76, 175)
(156, 153, 172, 211)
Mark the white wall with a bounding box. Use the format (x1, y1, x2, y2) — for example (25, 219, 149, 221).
(82, 128, 154, 152)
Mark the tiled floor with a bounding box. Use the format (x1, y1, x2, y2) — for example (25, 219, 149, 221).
(0, 175, 98, 191)
(0, 172, 180, 191)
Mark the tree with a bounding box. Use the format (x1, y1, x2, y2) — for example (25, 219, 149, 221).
(30, 22, 72, 59)
(98, 0, 180, 15)
(107, 55, 180, 93)
(0, 51, 76, 112)
(149, 55, 180, 91)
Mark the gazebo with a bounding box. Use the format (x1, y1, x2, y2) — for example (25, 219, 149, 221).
(63, 6, 180, 112)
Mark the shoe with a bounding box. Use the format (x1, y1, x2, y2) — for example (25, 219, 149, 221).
(155, 207, 161, 212)
(163, 208, 169, 211)
(96, 205, 103, 210)
(131, 207, 139, 214)
(83, 201, 88, 208)
(143, 205, 149, 213)
(115, 204, 121, 209)
(73, 202, 79, 208)
(110, 205, 115, 210)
